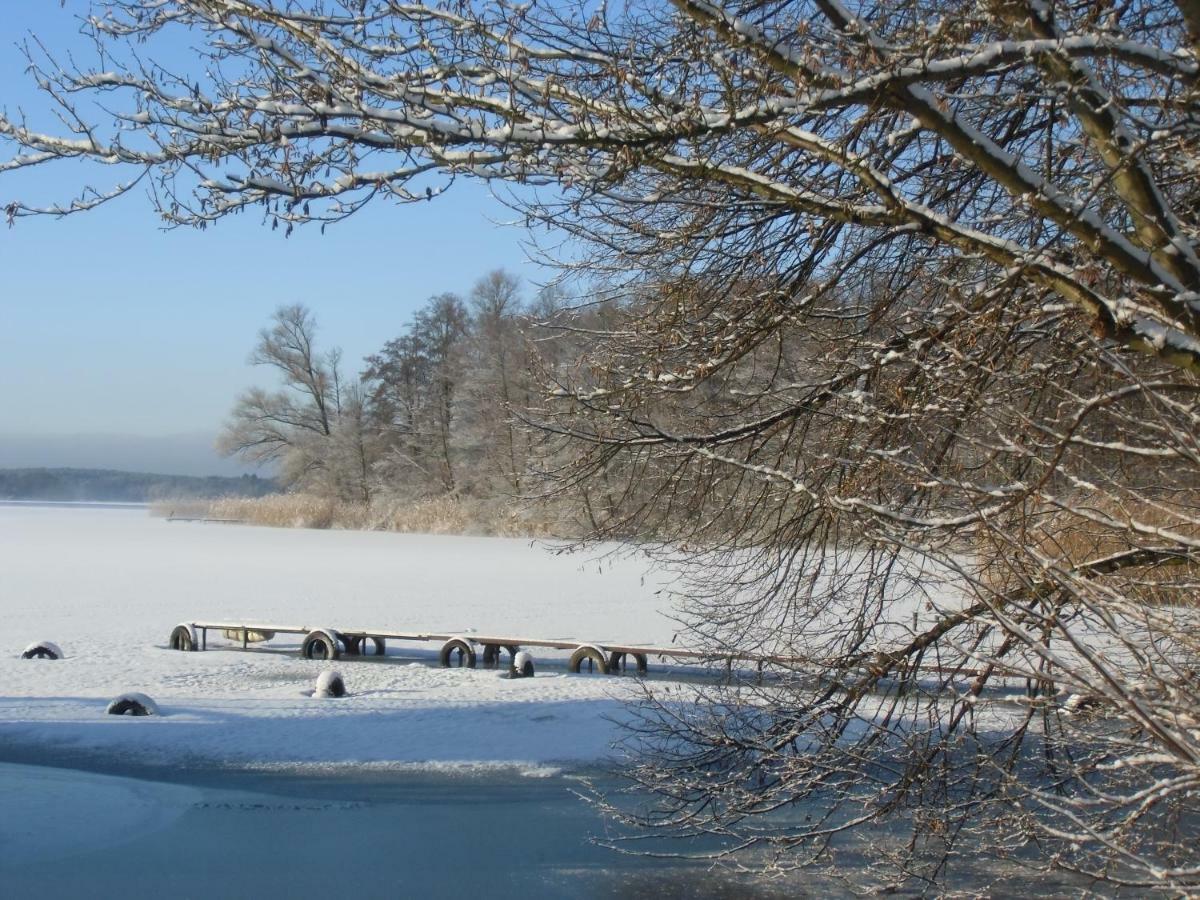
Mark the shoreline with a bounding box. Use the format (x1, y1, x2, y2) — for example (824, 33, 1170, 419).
(0, 498, 149, 510)
(0, 738, 606, 793)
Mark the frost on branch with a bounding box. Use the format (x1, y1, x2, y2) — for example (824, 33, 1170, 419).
(5, 0, 1200, 891)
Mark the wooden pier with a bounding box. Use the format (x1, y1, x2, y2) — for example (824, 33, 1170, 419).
(168, 619, 986, 679)
(168, 619, 777, 675)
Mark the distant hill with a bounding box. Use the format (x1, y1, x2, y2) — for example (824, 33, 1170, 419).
(0, 468, 280, 503)
(0, 432, 266, 478)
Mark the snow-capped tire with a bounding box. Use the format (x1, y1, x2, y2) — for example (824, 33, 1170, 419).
(440, 638, 476, 669)
(313, 670, 347, 698)
(568, 645, 610, 675)
(106, 692, 159, 716)
(21, 641, 63, 660)
(511, 651, 535, 678)
(608, 651, 648, 675)
(301, 629, 341, 660)
(169, 624, 197, 651)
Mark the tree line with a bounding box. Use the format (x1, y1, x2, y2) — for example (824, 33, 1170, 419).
(0, 468, 277, 504)
(217, 271, 567, 515)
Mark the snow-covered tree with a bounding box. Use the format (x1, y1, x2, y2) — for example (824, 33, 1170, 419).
(465, 269, 528, 492)
(219, 303, 372, 498)
(219, 305, 338, 458)
(6, 0, 1200, 890)
(364, 292, 469, 494)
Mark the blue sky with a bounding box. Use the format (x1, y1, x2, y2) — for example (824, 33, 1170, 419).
(0, 3, 548, 450)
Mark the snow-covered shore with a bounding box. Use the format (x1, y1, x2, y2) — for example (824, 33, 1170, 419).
(0, 505, 681, 773)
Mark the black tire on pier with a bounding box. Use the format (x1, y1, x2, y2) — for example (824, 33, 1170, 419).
(301, 630, 341, 660)
(342, 635, 385, 656)
(568, 646, 610, 675)
(608, 651, 648, 675)
(484, 644, 521, 668)
(486, 643, 517, 668)
(169, 625, 195, 651)
(440, 638, 476, 669)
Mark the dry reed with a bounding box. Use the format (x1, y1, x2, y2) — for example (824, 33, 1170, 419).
(152, 492, 574, 538)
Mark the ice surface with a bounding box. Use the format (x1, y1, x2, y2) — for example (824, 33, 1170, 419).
(0, 505, 679, 772)
(0, 763, 197, 867)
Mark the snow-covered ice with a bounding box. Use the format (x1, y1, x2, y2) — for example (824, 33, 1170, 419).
(0, 504, 681, 774)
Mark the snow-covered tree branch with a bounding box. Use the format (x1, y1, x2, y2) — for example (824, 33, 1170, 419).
(6, 0, 1200, 890)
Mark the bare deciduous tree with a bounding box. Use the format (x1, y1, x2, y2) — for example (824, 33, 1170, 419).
(6, 0, 1200, 890)
(467, 269, 526, 492)
(327, 380, 379, 505)
(219, 303, 369, 496)
(219, 304, 339, 462)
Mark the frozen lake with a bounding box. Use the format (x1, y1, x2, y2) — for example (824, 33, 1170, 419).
(0, 506, 796, 896)
(0, 504, 1085, 895)
(0, 503, 686, 772)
